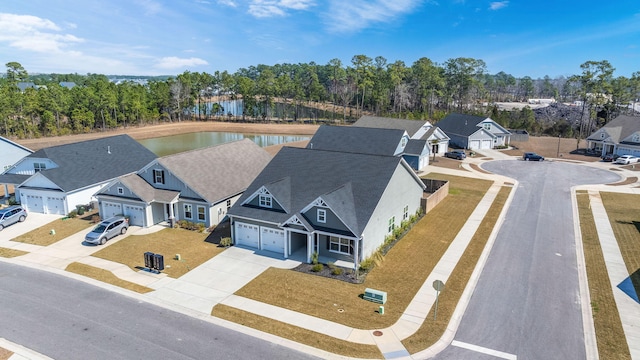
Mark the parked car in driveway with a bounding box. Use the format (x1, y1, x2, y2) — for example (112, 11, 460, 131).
(85, 216, 128, 245)
(0, 205, 27, 231)
(444, 150, 466, 160)
(614, 155, 639, 165)
(523, 152, 545, 161)
(601, 153, 620, 162)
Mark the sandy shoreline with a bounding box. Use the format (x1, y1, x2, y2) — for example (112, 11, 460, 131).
(13, 121, 319, 152)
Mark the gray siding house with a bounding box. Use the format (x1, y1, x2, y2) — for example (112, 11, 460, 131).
(586, 115, 640, 157)
(95, 139, 272, 228)
(0, 135, 156, 215)
(0, 136, 32, 197)
(354, 116, 450, 156)
(436, 113, 511, 150)
(227, 147, 427, 268)
(307, 125, 430, 170)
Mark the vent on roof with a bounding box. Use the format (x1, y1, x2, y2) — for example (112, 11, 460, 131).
(108, 145, 111, 154)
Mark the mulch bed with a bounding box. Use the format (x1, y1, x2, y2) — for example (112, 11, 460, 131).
(292, 263, 365, 284)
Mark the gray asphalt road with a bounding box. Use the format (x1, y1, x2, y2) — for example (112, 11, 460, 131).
(0, 262, 319, 360)
(433, 160, 620, 360)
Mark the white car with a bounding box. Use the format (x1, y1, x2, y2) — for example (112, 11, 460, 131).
(614, 155, 639, 165)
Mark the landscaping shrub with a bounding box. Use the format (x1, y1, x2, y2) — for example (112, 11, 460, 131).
(311, 263, 323, 272)
(177, 220, 205, 232)
(8, 196, 18, 205)
(311, 251, 319, 265)
(77, 206, 85, 216)
(328, 262, 343, 276)
(219, 237, 232, 247)
(68, 210, 78, 218)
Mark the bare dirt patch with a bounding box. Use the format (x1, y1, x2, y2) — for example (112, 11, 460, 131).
(509, 136, 597, 162)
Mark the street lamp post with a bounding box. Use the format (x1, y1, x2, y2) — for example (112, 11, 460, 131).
(557, 134, 561, 158)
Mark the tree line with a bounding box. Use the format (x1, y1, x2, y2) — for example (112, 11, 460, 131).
(1, 57, 638, 140)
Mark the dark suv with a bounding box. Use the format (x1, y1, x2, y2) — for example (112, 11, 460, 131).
(0, 205, 28, 231)
(445, 150, 467, 160)
(523, 152, 544, 161)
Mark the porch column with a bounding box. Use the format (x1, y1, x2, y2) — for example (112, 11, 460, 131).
(306, 233, 313, 263)
(3, 184, 8, 199)
(354, 236, 360, 273)
(283, 229, 289, 259)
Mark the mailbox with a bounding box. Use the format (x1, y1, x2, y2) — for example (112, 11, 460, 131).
(153, 253, 164, 271)
(144, 252, 155, 268)
(363, 288, 387, 304)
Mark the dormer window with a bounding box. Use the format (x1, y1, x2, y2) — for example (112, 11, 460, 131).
(317, 209, 326, 223)
(600, 132, 605, 139)
(633, 134, 640, 142)
(153, 169, 165, 184)
(117, 187, 124, 195)
(401, 137, 407, 148)
(259, 194, 272, 208)
(483, 123, 491, 130)
(34, 163, 46, 172)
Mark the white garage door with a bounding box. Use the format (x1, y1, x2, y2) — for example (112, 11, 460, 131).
(124, 205, 144, 226)
(469, 140, 480, 150)
(24, 195, 44, 213)
(261, 227, 284, 253)
(46, 196, 65, 215)
(235, 222, 259, 249)
(102, 202, 122, 219)
(481, 140, 492, 149)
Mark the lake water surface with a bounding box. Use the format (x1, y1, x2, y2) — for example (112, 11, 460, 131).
(138, 132, 310, 156)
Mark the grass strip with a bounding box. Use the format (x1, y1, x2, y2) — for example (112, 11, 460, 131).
(576, 192, 630, 359)
(0, 247, 28, 258)
(65, 262, 154, 294)
(0, 347, 12, 360)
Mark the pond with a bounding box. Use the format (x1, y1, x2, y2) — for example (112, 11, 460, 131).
(138, 132, 310, 157)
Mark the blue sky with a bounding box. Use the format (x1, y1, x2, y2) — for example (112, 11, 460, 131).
(1, 0, 639, 79)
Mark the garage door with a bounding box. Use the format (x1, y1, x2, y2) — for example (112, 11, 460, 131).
(235, 222, 259, 249)
(24, 195, 44, 213)
(469, 140, 480, 150)
(102, 202, 122, 219)
(124, 205, 144, 226)
(46, 196, 65, 215)
(261, 227, 284, 253)
(481, 140, 492, 149)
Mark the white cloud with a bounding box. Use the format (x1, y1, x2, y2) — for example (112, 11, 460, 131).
(135, 0, 164, 16)
(324, 0, 422, 33)
(248, 0, 315, 18)
(155, 56, 209, 69)
(218, 0, 238, 7)
(489, 1, 508, 10)
(0, 13, 83, 53)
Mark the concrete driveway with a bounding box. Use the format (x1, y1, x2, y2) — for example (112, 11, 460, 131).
(0, 212, 60, 241)
(144, 246, 301, 314)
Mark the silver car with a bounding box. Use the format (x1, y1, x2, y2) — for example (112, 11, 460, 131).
(0, 205, 28, 231)
(85, 216, 128, 245)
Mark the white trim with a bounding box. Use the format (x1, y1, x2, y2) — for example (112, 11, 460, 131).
(317, 209, 326, 223)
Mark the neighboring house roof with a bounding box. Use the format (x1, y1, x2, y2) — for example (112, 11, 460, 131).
(230, 147, 424, 236)
(17, 82, 36, 92)
(586, 115, 640, 144)
(404, 139, 427, 155)
(0, 173, 30, 185)
(59, 82, 76, 89)
(436, 113, 492, 137)
(155, 138, 272, 204)
(0, 136, 33, 155)
(307, 125, 407, 156)
(118, 173, 180, 203)
(24, 134, 157, 192)
(354, 116, 427, 137)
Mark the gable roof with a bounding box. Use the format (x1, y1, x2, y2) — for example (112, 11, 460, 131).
(155, 138, 272, 204)
(586, 115, 640, 144)
(25, 134, 157, 192)
(436, 113, 490, 137)
(230, 147, 424, 236)
(354, 116, 428, 137)
(307, 125, 406, 156)
(117, 173, 180, 203)
(403, 139, 427, 155)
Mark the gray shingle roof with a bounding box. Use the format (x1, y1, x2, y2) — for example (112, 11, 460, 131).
(229, 147, 416, 236)
(404, 139, 427, 155)
(157, 138, 272, 204)
(26, 134, 157, 192)
(436, 113, 488, 137)
(119, 173, 179, 203)
(586, 115, 640, 143)
(307, 125, 406, 156)
(354, 116, 427, 137)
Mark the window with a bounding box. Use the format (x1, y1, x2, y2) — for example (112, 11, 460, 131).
(317, 209, 326, 223)
(403, 206, 409, 221)
(259, 194, 272, 208)
(226, 199, 232, 210)
(388, 216, 395, 233)
(117, 187, 124, 195)
(633, 134, 640, 142)
(197, 206, 205, 221)
(329, 236, 352, 255)
(401, 137, 407, 147)
(184, 204, 192, 219)
(483, 123, 491, 130)
(600, 132, 606, 139)
(153, 169, 165, 184)
(33, 163, 46, 172)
